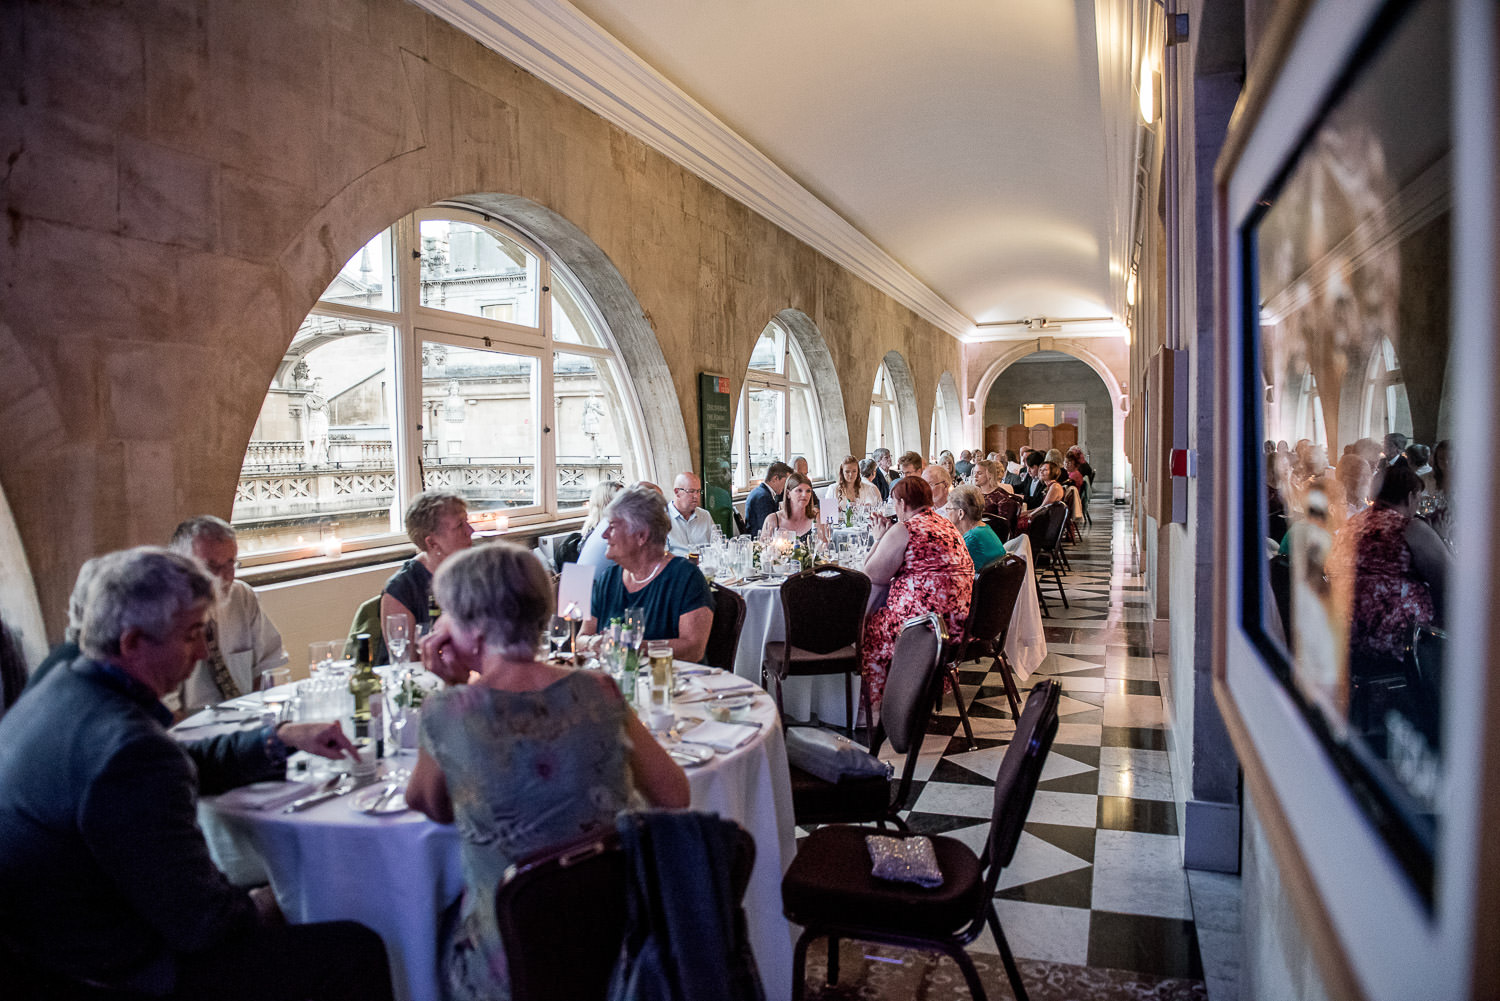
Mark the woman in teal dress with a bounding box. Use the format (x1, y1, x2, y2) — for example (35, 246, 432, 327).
(408, 544, 689, 1001)
(948, 484, 1007, 570)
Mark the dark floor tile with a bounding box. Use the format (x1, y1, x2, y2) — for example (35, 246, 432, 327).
(1023, 821, 1097, 863)
(1050, 743, 1101, 768)
(903, 812, 990, 837)
(944, 734, 1007, 755)
(1102, 726, 1168, 750)
(1036, 769, 1100, 795)
(1087, 910, 1204, 981)
(995, 865, 1094, 910)
(1097, 796, 1179, 836)
(924, 715, 961, 736)
(928, 758, 997, 787)
(1123, 679, 1160, 696)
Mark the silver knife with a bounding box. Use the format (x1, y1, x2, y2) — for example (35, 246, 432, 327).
(370, 782, 403, 812)
(283, 779, 352, 813)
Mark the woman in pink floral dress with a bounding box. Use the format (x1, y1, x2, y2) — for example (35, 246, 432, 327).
(860, 475, 974, 719)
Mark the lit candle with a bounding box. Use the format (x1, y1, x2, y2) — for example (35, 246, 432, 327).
(322, 536, 342, 559)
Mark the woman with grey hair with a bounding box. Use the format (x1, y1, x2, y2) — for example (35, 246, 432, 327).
(580, 485, 713, 660)
(408, 543, 688, 1001)
(382, 490, 474, 633)
(949, 484, 1006, 571)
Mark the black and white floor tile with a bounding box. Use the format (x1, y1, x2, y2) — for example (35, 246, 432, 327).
(795, 501, 1240, 1000)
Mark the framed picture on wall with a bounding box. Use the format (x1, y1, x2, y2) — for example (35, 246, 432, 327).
(1215, 0, 1498, 997)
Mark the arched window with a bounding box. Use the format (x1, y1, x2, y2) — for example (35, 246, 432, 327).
(1361, 336, 1414, 441)
(233, 208, 648, 558)
(731, 320, 823, 488)
(867, 362, 905, 456)
(1292, 368, 1327, 446)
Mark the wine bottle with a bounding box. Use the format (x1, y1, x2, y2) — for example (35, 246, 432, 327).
(348, 633, 384, 759)
(427, 589, 441, 627)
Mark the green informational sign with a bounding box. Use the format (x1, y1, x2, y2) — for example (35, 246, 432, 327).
(698, 373, 735, 535)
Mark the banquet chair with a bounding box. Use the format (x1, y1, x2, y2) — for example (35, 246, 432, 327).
(994, 492, 1024, 540)
(781, 679, 1061, 1001)
(1027, 503, 1069, 610)
(763, 564, 872, 744)
(1062, 485, 1083, 544)
(941, 555, 1029, 751)
(981, 513, 1011, 547)
(702, 582, 748, 673)
(790, 613, 946, 831)
(494, 828, 629, 1001)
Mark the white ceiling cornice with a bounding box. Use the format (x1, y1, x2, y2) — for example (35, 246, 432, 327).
(413, 0, 975, 339)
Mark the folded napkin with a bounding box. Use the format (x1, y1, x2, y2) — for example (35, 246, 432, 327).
(219, 780, 319, 813)
(697, 672, 755, 692)
(679, 720, 759, 752)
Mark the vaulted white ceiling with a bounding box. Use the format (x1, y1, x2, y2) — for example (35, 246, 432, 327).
(416, 0, 1153, 341)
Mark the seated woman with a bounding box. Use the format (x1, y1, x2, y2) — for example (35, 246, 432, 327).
(575, 479, 624, 580)
(381, 490, 474, 635)
(971, 458, 1014, 517)
(949, 485, 1007, 571)
(1017, 460, 1067, 532)
(822, 455, 881, 518)
(583, 485, 714, 661)
(1328, 465, 1451, 678)
(760, 472, 830, 548)
(859, 476, 974, 719)
(408, 544, 689, 1001)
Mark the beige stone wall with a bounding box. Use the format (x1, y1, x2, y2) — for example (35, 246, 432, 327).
(0, 0, 960, 638)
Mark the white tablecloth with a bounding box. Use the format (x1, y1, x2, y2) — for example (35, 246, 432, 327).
(191, 676, 797, 1001)
(1001, 534, 1048, 679)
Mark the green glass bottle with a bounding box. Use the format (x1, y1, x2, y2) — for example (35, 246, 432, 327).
(348, 633, 384, 759)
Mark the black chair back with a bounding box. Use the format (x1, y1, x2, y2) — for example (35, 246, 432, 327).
(994, 493, 1023, 538)
(964, 556, 1028, 651)
(703, 583, 747, 672)
(1026, 502, 1065, 556)
(982, 680, 1061, 883)
(552, 531, 583, 572)
(780, 565, 871, 656)
(495, 828, 628, 1001)
(981, 514, 1009, 544)
(878, 614, 947, 757)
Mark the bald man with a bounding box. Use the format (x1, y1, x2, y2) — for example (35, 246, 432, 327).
(666, 471, 715, 555)
(923, 464, 954, 513)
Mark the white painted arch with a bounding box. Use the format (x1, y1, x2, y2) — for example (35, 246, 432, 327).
(967, 340, 1130, 499)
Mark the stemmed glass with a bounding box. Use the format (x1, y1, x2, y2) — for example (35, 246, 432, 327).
(548, 615, 571, 662)
(384, 615, 411, 668)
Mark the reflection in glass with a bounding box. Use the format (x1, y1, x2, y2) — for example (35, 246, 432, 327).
(1250, 0, 1451, 883)
(731, 319, 824, 487)
(420, 342, 538, 511)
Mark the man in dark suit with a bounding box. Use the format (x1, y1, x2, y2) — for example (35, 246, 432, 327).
(871, 448, 893, 500)
(744, 461, 792, 536)
(1019, 450, 1049, 509)
(0, 547, 392, 1001)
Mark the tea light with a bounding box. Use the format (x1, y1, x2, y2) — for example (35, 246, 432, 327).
(322, 536, 343, 559)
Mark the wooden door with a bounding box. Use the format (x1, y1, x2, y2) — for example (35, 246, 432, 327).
(1053, 423, 1078, 452)
(1005, 424, 1029, 455)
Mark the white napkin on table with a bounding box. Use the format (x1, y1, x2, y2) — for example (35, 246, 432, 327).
(679, 720, 759, 752)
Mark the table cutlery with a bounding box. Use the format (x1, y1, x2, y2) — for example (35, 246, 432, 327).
(370, 782, 403, 812)
(284, 777, 353, 812)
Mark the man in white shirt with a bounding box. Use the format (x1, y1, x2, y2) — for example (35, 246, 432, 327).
(923, 464, 955, 517)
(666, 472, 716, 554)
(169, 515, 288, 710)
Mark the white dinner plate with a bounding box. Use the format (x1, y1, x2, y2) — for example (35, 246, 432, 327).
(349, 783, 410, 814)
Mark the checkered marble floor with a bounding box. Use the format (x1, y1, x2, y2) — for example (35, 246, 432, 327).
(797, 501, 1212, 998)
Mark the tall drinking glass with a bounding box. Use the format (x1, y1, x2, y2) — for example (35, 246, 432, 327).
(384, 615, 411, 668)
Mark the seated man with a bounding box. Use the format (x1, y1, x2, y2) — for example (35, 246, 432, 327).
(745, 461, 792, 537)
(169, 516, 287, 710)
(955, 449, 975, 481)
(870, 447, 894, 500)
(0, 547, 391, 1001)
(666, 471, 716, 555)
(790, 455, 810, 477)
(922, 463, 954, 514)
(897, 451, 925, 477)
(1020, 450, 1049, 509)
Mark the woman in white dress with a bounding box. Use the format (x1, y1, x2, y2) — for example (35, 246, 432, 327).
(822, 455, 881, 518)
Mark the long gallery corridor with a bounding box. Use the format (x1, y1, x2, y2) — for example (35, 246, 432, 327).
(798, 500, 1241, 1001)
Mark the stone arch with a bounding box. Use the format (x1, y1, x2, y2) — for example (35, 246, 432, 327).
(969, 340, 1128, 496)
(774, 308, 852, 473)
(882, 350, 923, 456)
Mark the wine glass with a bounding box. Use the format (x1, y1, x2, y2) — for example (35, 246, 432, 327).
(384, 614, 411, 668)
(548, 615, 571, 661)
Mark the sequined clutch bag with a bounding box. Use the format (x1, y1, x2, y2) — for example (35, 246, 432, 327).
(866, 834, 943, 888)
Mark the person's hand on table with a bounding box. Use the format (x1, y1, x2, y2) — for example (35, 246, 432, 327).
(276, 720, 358, 761)
(419, 615, 471, 685)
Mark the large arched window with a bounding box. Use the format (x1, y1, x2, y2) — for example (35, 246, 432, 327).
(233, 208, 647, 557)
(731, 320, 823, 488)
(867, 362, 905, 456)
(1360, 336, 1414, 440)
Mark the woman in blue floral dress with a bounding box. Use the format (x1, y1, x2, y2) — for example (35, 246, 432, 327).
(407, 544, 689, 1001)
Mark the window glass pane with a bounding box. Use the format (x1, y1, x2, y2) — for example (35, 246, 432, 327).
(555, 351, 635, 507)
(748, 327, 782, 374)
(866, 404, 882, 455)
(233, 318, 397, 554)
(419, 220, 539, 327)
(320, 230, 394, 312)
(552, 277, 607, 348)
(421, 341, 538, 511)
(786, 338, 810, 383)
(789, 386, 819, 477)
(745, 385, 785, 482)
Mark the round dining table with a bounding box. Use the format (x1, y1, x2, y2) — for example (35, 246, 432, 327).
(183, 670, 797, 1001)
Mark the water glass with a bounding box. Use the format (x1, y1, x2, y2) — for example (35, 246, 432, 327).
(259, 667, 293, 723)
(384, 614, 411, 667)
(548, 615, 571, 661)
(308, 640, 339, 676)
(647, 641, 673, 709)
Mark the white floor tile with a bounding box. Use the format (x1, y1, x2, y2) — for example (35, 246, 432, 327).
(989, 900, 1092, 965)
(1102, 693, 1166, 728)
(1025, 790, 1098, 827)
(1090, 830, 1193, 919)
(997, 830, 1091, 890)
(911, 781, 995, 819)
(1097, 746, 1175, 800)
(1054, 723, 1103, 746)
